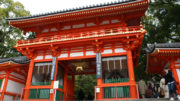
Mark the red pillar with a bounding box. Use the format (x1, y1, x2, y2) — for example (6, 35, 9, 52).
(24, 59, 34, 99)
(49, 58, 58, 101)
(96, 78, 103, 99)
(127, 50, 137, 99)
(1, 71, 10, 100)
(170, 61, 180, 94)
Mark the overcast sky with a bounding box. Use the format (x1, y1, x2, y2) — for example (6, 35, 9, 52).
(14, 0, 117, 15)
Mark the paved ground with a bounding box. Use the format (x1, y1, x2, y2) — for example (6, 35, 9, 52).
(126, 99, 178, 101)
(96, 98, 180, 101)
(112, 98, 179, 101)
(16, 98, 180, 101)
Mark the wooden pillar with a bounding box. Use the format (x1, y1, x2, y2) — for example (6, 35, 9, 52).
(24, 59, 34, 99)
(96, 79, 103, 99)
(1, 71, 10, 100)
(96, 52, 103, 99)
(127, 50, 137, 98)
(63, 67, 68, 101)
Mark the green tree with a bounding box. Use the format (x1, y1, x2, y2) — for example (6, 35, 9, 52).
(143, 0, 180, 43)
(75, 75, 96, 100)
(0, 0, 30, 58)
(135, 0, 180, 81)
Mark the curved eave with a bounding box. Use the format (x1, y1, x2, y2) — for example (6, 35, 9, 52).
(146, 43, 180, 74)
(146, 43, 180, 54)
(146, 49, 180, 74)
(8, 0, 148, 28)
(149, 48, 180, 56)
(0, 56, 30, 64)
(0, 61, 28, 70)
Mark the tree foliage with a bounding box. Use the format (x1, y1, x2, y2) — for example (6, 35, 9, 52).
(143, 0, 180, 43)
(135, 0, 180, 81)
(75, 75, 96, 100)
(0, 0, 30, 58)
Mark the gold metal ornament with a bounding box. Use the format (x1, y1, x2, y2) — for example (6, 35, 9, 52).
(72, 62, 87, 72)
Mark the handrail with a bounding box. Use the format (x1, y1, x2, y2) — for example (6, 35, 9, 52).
(16, 26, 144, 47)
(20, 87, 64, 100)
(94, 83, 139, 100)
(20, 88, 49, 100)
(103, 78, 129, 83)
(31, 82, 51, 85)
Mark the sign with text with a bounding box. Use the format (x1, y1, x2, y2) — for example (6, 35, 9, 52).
(51, 57, 57, 80)
(96, 87, 100, 93)
(96, 53, 102, 78)
(54, 81, 59, 89)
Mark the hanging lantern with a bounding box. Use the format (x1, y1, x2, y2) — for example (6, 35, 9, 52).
(76, 66, 84, 72)
(72, 62, 87, 72)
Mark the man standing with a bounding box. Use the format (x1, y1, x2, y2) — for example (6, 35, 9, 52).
(164, 68, 180, 100)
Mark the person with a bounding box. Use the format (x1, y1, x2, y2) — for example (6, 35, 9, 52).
(158, 77, 169, 99)
(164, 68, 180, 100)
(146, 81, 153, 98)
(138, 79, 147, 98)
(158, 86, 165, 98)
(151, 82, 158, 98)
(150, 77, 159, 98)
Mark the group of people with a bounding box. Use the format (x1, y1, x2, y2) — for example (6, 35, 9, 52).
(138, 68, 180, 100)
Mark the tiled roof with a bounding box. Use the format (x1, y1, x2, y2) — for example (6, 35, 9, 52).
(7, 0, 140, 21)
(0, 56, 30, 64)
(145, 43, 180, 53)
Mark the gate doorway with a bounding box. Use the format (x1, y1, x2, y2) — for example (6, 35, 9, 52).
(56, 58, 97, 100)
(55, 55, 132, 100)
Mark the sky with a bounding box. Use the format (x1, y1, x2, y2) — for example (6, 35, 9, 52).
(14, 0, 118, 15)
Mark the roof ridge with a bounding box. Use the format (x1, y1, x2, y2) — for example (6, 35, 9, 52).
(8, 0, 139, 21)
(0, 56, 30, 64)
(146, 42, 180, 53)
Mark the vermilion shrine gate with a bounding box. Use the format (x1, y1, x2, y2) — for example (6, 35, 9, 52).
(0, 56, 29, 100)
(146, 43, 180, 94)
(7, 0, 149, 100)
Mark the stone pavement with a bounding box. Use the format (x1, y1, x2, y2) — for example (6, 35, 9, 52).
(96, 98, 180, 101)
(113, 98, 179, 101)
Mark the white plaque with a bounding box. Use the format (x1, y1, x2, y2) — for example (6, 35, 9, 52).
(50, 89, 54, 94)
(54, 81, 59, 89)
(96, 87, 100, 93)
